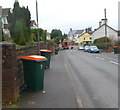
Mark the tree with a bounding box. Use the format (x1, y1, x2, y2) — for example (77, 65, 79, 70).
(14, 19, 26, 45)
(51, 29, 62, 44)
(31, 28, 47, 42)
(62, 33, 68, 42)
(7, 1, 31, 45)
(51, 29, 62, 39)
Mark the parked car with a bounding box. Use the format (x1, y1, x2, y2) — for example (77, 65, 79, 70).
(88, 46, 99, 53)
(71, 46, 73, 49)
(84, 46, 90, 52)
(78, 46, 84, 50)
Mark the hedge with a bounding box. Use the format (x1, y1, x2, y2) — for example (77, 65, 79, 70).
(93, 37, 111, 44)
(94, 42, 113, 50)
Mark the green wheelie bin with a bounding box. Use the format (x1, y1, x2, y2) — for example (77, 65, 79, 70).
(114, 46, 118, 54)
(55, 47, 59, 54)
(55, 48, 59, 54)
(19, 55, 47, 92)
(40, 49, 52, 69)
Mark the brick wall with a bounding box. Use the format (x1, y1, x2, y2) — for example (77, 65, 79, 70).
(107, 46, 120, 53)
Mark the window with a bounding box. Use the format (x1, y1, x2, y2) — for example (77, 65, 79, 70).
(84, 38, 85, 40)
(90, 37, 92, 40)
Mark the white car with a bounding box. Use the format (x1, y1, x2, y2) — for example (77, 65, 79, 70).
(78, 46, 84, 50)
(84, 46, 90, 52)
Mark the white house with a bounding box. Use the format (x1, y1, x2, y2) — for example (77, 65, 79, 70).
(0, 6, 2, 37)
(30, 20, 38, 29)
(2, 8, 11, 37)
(68, 28, 84, 43)
(92, 24, 118, 42)
(46, 32, 51, 40)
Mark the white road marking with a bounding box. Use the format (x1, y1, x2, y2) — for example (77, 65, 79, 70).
(96, 57, 105, 60)
(110, 61, 120, 65)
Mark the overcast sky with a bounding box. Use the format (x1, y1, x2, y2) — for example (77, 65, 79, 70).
(1, 0, 119, 34)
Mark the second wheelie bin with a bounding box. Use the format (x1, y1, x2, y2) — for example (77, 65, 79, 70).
(40, 49, 52, 69)
(55, 48, 59, 54)
(19, 55, 47, 92)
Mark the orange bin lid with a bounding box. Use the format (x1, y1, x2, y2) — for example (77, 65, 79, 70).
(40, 49, 52, 52)
(19, 55, 47, 61)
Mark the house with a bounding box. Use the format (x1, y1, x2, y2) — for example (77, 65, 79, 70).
(2, 8, 11, 37)
(46, 32, 51, 40)
(68, 28, 84, 44)
(0, 6, 2, 36)
(30, 20, 38, 29)
(78, 33, 92, 46)
(92, 20, 118, 42)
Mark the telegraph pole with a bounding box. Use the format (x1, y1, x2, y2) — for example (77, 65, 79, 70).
(36, 0, 40, 54)
(104, 8, 107, 37)
(0, 6, 2, 42)
(104, 8, 107, 51)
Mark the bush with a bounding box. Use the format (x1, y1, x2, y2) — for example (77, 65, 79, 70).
(94, 42, 113, 50)
(93, 37, 113, 50)
(46, 39, 56, 46)
(93, 37, 111, 44)
(2, 33, 11, 41)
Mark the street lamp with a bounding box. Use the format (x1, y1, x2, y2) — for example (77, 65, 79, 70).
(36, 0, 40, 54)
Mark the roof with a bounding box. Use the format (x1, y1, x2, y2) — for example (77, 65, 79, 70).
(30, 20, 37, 26)
(68, 29, 84, 35)
(92, 24, 117, 34)
(78, 32, 91, 38)
(75, 30, 84, 34)
(68, 30, 76, 35)
(2, 8, 11, 16)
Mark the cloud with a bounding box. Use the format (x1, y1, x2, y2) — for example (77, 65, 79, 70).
(1, 0, 119, 33)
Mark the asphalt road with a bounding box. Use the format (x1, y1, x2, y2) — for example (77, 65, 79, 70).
(61, 48, 118, 108)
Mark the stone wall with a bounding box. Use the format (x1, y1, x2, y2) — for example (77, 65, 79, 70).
(2, 42, 19, 103)
(2, 41, 53, 103)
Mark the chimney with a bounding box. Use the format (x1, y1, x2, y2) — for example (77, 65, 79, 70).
(85, 28, 88, 33)
(101, 19, 108, 25)
(99, 21, 102, 27)
(15, 0, 18, 2)
(70, 28, 72, 32)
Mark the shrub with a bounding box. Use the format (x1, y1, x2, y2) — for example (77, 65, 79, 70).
(94, 42, 113, 50)
(46, 39, 56, 46)
(2, 33, 11, 41)
(93, 37, 111, 44)
(93, 37, 113, 50)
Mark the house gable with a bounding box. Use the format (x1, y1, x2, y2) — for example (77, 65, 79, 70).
(92, 24, 118, 41)
(2, 8, 11, 17)
(68, 29, 84, 43)
(78, 33, 92, 44)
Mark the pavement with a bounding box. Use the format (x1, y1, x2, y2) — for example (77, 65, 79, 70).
(3, 50, 78, 108)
